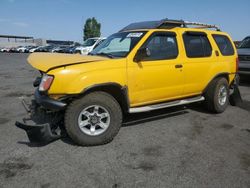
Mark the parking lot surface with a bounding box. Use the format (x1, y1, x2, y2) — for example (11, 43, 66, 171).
(0, 53, 250, 188)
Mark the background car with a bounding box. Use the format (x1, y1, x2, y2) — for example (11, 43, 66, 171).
(29, 46, 41, 53)
(74, 37, 106, 55)
(237, 36, 250, 76)
(62, 46, 79, 54)
(34, 45, 54, 52)
(51, 46, 67, 53)
(0, 47, 10, 52)
(16, 46, 27, 53)
(9, 46, 20, 53)
(24, 46, 37, 53)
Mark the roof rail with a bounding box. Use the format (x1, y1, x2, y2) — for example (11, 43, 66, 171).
(184, 21, 220, 31)
(119, 18, 221, 32)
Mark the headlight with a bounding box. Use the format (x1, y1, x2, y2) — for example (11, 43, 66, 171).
(39, 74, 54, 92)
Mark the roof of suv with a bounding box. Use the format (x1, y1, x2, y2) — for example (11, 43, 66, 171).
(120, 18, 220, 32)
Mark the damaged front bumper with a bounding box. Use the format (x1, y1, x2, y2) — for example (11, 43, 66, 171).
(34, 89, 67, 110)
(15, 91, 66, 144)
(15, 120, 61, 143)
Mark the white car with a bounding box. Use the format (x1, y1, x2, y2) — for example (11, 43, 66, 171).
(16, 46, 28, 53)
(29, 46, 43, 53)
(75, 37, 106, 55)
(0, 47, 10, 52)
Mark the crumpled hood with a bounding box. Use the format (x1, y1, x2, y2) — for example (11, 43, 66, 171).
(27, 53, 108, 72)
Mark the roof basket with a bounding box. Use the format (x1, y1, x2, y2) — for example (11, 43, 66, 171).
(119, 18, 220, 32)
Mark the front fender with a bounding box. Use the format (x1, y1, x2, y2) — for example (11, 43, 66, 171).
(47, 59, 127, 94)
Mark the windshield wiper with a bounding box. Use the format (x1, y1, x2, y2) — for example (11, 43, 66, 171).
(95, 52, 114, 58)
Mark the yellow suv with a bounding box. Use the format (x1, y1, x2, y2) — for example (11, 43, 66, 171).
(16, 19, 239, 146)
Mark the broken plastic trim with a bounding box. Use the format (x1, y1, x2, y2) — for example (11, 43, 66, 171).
(229, 85, 243, 106)
(229, 74, 243, 106)
(15, 121, 61, 143)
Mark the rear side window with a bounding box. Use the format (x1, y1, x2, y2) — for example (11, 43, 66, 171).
(183, 33, 212, 58)
(212, 34, 235, 56)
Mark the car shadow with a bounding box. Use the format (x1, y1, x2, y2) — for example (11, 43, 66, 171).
(18, 97, 249, 148)
(123, 106, 188, 127)
(17, 106, 190, 147)
(185, 102, 213, 114)
(17, 141, 50, 147)
(189, 98, 250, 113)
(58, 106, 190, 146)
(58, 106, 189, 146)
(237, 100, 250, 112)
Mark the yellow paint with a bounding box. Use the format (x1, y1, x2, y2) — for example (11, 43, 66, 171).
(27, 28, 237, 108)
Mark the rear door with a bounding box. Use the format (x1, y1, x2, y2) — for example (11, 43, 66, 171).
(212, 34, 237, 74)
(180, 31, 215, 96)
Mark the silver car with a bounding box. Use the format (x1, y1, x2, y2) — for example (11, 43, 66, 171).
(237, 36, 250, 76)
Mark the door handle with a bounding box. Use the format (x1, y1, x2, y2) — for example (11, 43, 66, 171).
(215, 50, 219, 56)
(175, 64, 183, 69)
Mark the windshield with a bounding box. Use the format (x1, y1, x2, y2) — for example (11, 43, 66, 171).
(90, 31, 147, 58)
(83, 38, 98, 47)
(239, 37, 250, 48)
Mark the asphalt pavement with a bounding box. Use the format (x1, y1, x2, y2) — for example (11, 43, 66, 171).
(0, 53, 249, 188)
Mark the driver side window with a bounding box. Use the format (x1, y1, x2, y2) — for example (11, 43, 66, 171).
(143, 32, 178, 61)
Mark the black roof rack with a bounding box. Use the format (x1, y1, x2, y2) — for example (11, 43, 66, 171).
(184, 21, 220, 31)
(119, 18, 220, 32)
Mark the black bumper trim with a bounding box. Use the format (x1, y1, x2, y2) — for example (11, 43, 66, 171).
(229, 74, 242, 106)
(15, 121, 61, 143)
(35, 89, 67, 110)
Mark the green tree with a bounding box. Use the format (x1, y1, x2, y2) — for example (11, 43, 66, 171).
(83, 17, 101, 41)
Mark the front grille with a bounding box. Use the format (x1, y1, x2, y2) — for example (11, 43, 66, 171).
(239, 55, 250, 61)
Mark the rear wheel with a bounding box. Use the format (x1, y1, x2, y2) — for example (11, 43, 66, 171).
(65, 92, 122, 146)
(204, 77, 229, 113)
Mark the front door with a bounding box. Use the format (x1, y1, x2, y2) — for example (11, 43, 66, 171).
(127, 31, 184, 107)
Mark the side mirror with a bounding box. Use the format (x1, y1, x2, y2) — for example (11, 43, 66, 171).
(134, 48, 151, 62)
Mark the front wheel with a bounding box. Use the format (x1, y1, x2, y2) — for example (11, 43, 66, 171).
(65, 92, 122, 146)
(204, 77, 229, 113)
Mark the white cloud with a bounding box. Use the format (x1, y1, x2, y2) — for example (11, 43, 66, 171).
(0, 18, 29, 27)
(12, 22, 29, 27)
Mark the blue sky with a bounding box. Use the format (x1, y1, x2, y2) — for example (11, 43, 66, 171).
(0, 0, 249, 42)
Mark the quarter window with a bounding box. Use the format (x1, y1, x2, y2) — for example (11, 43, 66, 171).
(142, 32, 178, 60)
(183, 33, 212, 58)
(212, 34, 235, 56)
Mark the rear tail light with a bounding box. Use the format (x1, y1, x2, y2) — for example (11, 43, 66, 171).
(39, 74, 54, 92)
(236, 57, 239, 72)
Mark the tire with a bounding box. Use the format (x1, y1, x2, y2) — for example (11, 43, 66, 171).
(65, 92, 122, 146)
(204, 77, 229, 113)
